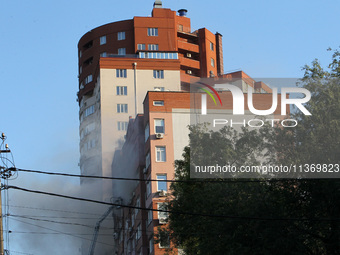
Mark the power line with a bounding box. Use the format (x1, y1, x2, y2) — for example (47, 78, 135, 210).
(8, 231, 113, 236)
(10, 167, 323, 183)
(10, 218, 115, 247)
(9, 205, 102, 216)
(8, 215, 99, 220)
(8, 215, 113, 230)
(4, 185, 340, 222)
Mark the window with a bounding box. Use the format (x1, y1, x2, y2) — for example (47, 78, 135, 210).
(117, 121, 128, 131)
(137, 44, 146, 50)
(136, 224, 141, 240)
(178, 24, 183, 32)
(157, 174, 167, 191)
(147, 28, 158, 36)
(153, 100, 164, 106)
(159, 234, 170, 248)
(116, 69, 127, 78)
(81, 139, 96, 153)
(131, 211, 135, 227)
(81, 122, 95, 139)
(211, 58, 215, 67)
(154, 87, 165, 91)
(210, 42, 214, 51)
(153, 70, 164, 79)
(145, 123, 149, 142)
(148, 44, 159, 50)
(154, 119, 164, 134)
(100, 52, 107, 57)
(139, 52, 178, 59)
(100, 36, 106, 45)
(118, 48, 126, 55)
(156, 146, 166, 162)
(157, 203, 168, 219)
(146, 180, 151, 198)
(84, 74, 93, 84)
(117, 31, 125, 40)
(147, 208, 153, 225)
(149, 238, 154, 252)
(84, 105, 95, 118)
(116, 86, 127, 95)
(117, 104, 128, 113)
(136, 197, 140, 216)
(146, 152, 150, 169)
(79, 66, 82, 74)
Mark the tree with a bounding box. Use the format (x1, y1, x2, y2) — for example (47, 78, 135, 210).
(157, 48, 340, 255)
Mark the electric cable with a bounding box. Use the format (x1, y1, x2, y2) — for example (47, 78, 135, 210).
(4, 185, 340, 222)
(8, 215, 114, 230)
(11, 167, 328, 183)
(10, 218, 115, 247)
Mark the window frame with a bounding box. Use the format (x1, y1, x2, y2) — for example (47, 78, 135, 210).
(157, 174, 167, 191)
(157, 202, 169, 220)
(147, 207, 153, 225)
(145, 123, 150, 142)
(117, 31, 126, 40)
(117, 104, 128, 113)
(137, 44, 146, 50)
(118, 48, 126, 55)
(146, 152, 150, 169)
(146, 180, 151, 198)
(155, 146, 166, 162)
(211, 58, 215, 67)
(100, 36, 106, 45)
(116, 69, 127, 78)
(117, 121, 128, 131)
(153, 70, 164, 79)
(116, 86, 127, 96)
(148, 44, 159, 51)
(210, 41, 214, 51)
(154, 119, 164, 134)
(84, 105, 95, 118)
(147, 28, 158, 36)
(153, 100, 164, 106)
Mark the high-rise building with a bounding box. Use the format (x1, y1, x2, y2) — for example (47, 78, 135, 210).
(77, 1, 225, 200)
(77, 1, 276, 254)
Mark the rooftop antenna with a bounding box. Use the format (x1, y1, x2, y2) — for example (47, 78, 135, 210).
(154, 0, 162, 8)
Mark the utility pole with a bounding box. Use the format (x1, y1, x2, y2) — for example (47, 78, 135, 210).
(0, 133, 11, 255)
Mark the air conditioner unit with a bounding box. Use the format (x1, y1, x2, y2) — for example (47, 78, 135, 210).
(155, 133, 164, 139)
(186, 53, 192, 58)
(158, 190, 167, 197)
(186, 70, 192, 74)
(159, 217, 167, 224)
(113, 232, 119, 240)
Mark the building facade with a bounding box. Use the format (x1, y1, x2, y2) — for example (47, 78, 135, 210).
(77, 1, 227, 201)
(76, 1, 279, 254)
(111, 85, 282, 255)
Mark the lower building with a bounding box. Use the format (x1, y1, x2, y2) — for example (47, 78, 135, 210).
(111, 74, 283, 254)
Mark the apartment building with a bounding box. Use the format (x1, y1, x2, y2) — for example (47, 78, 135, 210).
(77, 1, 227, 201)
(111, 82, 281, 254)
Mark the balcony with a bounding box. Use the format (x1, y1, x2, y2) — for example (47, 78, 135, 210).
(179, 56, 200, 69)
(178, 40, 199, 53)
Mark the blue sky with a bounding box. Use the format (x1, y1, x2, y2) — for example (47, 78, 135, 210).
(0, 0, 339, 254)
